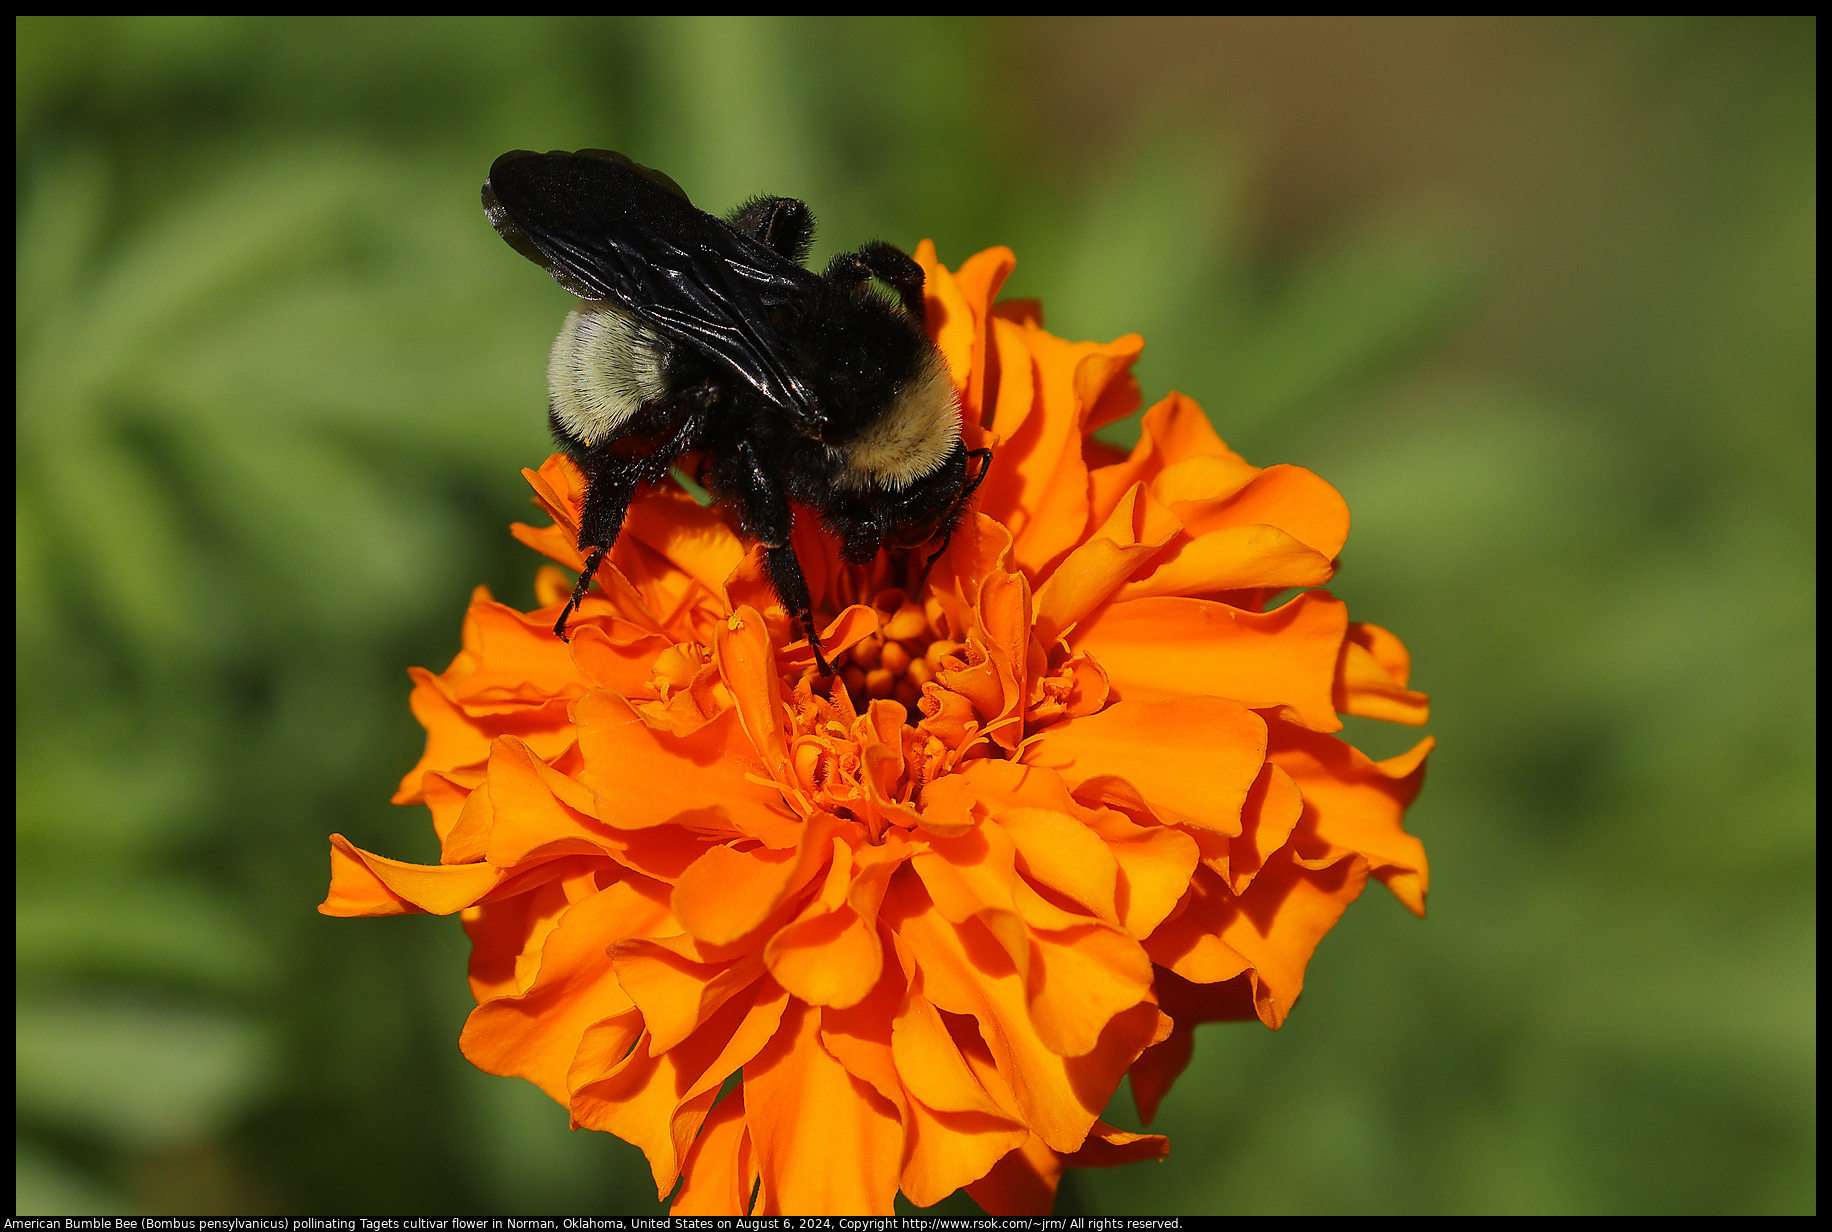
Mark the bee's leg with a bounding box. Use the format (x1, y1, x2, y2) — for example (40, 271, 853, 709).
(727, 196, 813, 264)
(830, 242, 927, 319)
(557, 456, 640, 640)
(730, 439, 833, 676)
(765, 543, 833, 677)
(558, 407, 707, 641)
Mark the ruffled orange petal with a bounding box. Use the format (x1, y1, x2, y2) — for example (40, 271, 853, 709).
(1129, 969, 1255, 1124)
(1269, 722, 1432, 915)
(1171, 463, 1350, 562)
(1024, 698, 1267, 835)
(1032, 482, 1183, 645)
(746, 999, 903, 1215)
(965, 1131, 1062, 1216)
(1140, 868, 1254, 988)
(891, 977, 1013, 1122)
(1075, 591, 1347, 731)
(1218, 852, 1369, 1029)
(574, 694, 792, 836)
(571, 976, 789, 1199)
(1334, 621, 1431, 725)
(1087, 392, 1258, 529)
(979, 324, 1144, 577)
(671, 813, 840, 946)
(320, 835, 509, 917)
(1111, 523, 1336, 602)
(900, 1095, 1029, 1209)
(671, 1087, 756, 1215)
(459, 877, 672, 1101)
(474, 737, 620, 866)
(608, 941, 768, 1055)
(764, 842, 886, 1009)
(885, 874, 1160, 1153)
(620, 486, 748, 603)
(1024, 922, 1155, 1057)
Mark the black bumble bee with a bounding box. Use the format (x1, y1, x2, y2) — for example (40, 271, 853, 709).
(482, 149, 990, 675)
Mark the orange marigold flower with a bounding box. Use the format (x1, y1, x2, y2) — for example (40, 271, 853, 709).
(321, 245, 1432, 1216)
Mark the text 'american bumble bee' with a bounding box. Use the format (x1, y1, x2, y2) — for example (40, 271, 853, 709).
(483, 149, 991, 675)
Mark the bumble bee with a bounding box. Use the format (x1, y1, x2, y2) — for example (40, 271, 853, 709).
(483, 148, 989, 675)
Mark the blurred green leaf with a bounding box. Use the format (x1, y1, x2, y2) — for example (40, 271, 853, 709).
(17, 995, 274, 1150)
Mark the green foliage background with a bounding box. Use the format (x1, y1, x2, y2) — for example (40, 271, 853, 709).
(16, 16, 1814, 1216)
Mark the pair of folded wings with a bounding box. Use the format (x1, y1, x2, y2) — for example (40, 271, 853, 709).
(484, 148, 823, 426)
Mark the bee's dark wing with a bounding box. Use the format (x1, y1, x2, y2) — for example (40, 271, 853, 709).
(484, 149, 825, 429)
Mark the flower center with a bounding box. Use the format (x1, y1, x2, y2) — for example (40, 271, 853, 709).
(833, 596, 947, 716)
(771, 590, 992, 835)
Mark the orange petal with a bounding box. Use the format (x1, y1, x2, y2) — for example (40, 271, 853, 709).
(608, 941, 768, 1056)
(892, 980, 1010, 1120)
(1078, 342, 1144, 436)
(714, 606, 791, 781)
(435, 773, 491, 864)
(816, 952, 908, 1114)
(911, 822, 1019, 926)
(672, 811, 840, 946)
(1026, 922, 1155, 1058)
(672, 846, 796, 947)
(996, 807, 1119, 923)
(746, 999, 903, 1215)
(883, 875, 1160, 1153)
(479, 736, 622, 866)
(461, 891, 543, 1004)
(1141, 883, 1254, 987)
(926, 512, 1017, 639)
(1087, 392, 1257, 531)
(1130, 969, 1255, 1124)
(421, 767, 483, 851)
(620, 486, 747, 603)
(459, 877, 672, 1101)
(393, 666, 488, 805)
(900, 1096, 1030, 1210)
(965, 1131, 1063, 1216)
(440, 592, 590, 713)
(997, 325, 1142, 577)
(565, 622, 674, 697)
(1023, 698, 1266, 835)
(577, 1047, 716, 1202)
(950, 245, 1018, 425)
(1074, 591, 1347, 731)
(1062, 1118, 1171, 1169)
(1220, 852, 1370, 1029)
(671, 1088, 755, 1216)
(1226, 761, 1305, 896)
(765, 889, 884, 1010)
(914, 240, 1002, 400)
(320, 835, 505, 917)
(1270, 723, 1432, 915)
(1032, 481, 1183, 646)
(1335, 622, 1431, 725)
(574, 693, 792, 835)
(1111, 524, 1336, 602)
(1173, 463, 1350, 562)
(972, 317, 1041, 522)
(1078, 810, 1201, 940)
(570, 977, 789, 1200)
